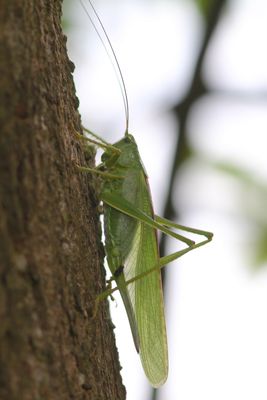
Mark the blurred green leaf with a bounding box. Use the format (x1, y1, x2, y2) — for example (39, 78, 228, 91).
(253, 229, 267, 269)
(213, 161, 267, 270)
(62, 0, 74, 32)
(194, 0, 214, 19)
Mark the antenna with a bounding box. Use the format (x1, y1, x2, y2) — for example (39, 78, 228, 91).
(79, 0, 130, 134)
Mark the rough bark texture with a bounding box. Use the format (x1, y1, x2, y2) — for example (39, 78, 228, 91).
(0, 1, 126, 399)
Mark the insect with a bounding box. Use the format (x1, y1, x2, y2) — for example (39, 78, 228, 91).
(77, 0, 213, 388)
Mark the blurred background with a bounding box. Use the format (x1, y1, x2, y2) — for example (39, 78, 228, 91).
(63, 0, 267, 399)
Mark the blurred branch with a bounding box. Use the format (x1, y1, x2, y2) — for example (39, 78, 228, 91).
(162, 0, 227, 223)
(152, 0, 227, 398)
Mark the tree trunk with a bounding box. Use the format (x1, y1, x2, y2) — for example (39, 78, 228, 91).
(0, 1, 126, 399)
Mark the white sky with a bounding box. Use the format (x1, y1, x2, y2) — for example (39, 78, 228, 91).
(64, 0, 267, 398)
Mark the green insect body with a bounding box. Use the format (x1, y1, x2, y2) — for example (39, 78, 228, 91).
(77, 0, 213, 388)
(101, 134, 168, 386)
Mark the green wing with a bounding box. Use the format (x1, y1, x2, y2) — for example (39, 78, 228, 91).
(139, 176, 168, 387)
(128, 223, 168, 387)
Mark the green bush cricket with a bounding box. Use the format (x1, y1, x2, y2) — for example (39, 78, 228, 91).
(77, 0, 213, 387)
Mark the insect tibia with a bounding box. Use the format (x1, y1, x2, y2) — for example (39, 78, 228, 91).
(82, 126, 109, 145)
(92, 287, 112, 320)
(154, 215, 213, 242)
(92, 277, 122, 320)
(76, 130, 120, 157)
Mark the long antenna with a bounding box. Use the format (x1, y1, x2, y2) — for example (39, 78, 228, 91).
(79, 0, 130, 134)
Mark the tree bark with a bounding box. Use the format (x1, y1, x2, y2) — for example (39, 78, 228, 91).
(0, 1, 126, 399)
